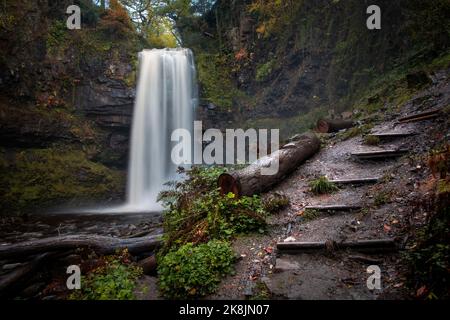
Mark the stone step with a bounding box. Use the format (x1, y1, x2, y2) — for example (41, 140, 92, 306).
(368, 132, 416, 139)
(305, 205, 362, 212)
(329, 177, 380, 185)
(351, 149, 409, 160)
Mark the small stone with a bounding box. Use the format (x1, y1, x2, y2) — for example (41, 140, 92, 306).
(283, 236, 296, 242)
(2, 263, 22, 271)
(274, 259, 300, 273)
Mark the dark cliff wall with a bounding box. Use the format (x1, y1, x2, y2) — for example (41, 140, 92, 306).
(0, 0, 141, 214)
(189, 0, 450, 137)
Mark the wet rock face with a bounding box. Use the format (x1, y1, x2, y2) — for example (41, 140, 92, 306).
(74, 77, 134, 168)
(74, 78, 135, 129)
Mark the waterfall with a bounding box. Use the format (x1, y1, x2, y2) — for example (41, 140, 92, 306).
(126, 48, 197, 211)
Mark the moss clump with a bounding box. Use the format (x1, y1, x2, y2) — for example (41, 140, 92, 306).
(364, 135, 381, 146)
(0, 147, 125, 214)
(256, 59, 276, 82)
(309, 176, 339, 195)
(338, 124, 374, 141)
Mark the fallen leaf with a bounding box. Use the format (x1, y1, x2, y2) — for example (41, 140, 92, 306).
(416, 285, 428, 298)
(264, 247, 273, 254)
(384, 224, 392, 232)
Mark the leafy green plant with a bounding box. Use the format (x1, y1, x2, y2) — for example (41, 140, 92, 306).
(158, 166, 268, 252)
(256, 59, 276, 82)
(69, 250, 142, 300)
(309, 176, 339, 195)
(158, 240, 235, 299)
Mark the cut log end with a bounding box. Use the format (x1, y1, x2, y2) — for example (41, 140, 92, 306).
(218, 173, 241, 197)
(316, 119, 354, 133)
(316, 119, 330, 133)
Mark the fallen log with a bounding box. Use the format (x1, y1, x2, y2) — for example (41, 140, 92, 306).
(0, 253, 50, 297)
(0, 234, 163, 260)
(316, 119, 354, 133)
(277, 239, 397, 253)
(218, 132, 321, 197)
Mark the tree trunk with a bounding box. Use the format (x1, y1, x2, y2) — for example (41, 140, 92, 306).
(316, 119, 354, 133)
(218, 132, 321, 197)
(0, 234, 163, 260)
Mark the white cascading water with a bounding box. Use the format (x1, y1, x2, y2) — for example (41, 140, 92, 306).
(126, 48, 197, 211)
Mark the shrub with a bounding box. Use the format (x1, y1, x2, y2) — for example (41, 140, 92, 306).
(98, 0, 135, 39)
(158, 166, 268, 251)
(309, 176, 339, 195)
(158, 240, 235, 299)
(70, 250, 142, 300)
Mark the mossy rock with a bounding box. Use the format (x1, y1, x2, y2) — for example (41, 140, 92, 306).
(0, 147, 125, 214)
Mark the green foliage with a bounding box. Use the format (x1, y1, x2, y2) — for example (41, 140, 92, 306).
(157, 166, 268, 298)
(158, 166, 268, 252)
(309, 176, 339, 195)
(256, 59, 276, 82)
(337, 124, 373, 141)
(249, 0, 303, 38)
(158, 240, 235, 299)
(196, 53, 245, 110)
(46, 20, 68, 56)
(70, 250, 142, 300)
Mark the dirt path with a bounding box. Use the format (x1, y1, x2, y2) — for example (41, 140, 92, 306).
(211, 71, 450, 300)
